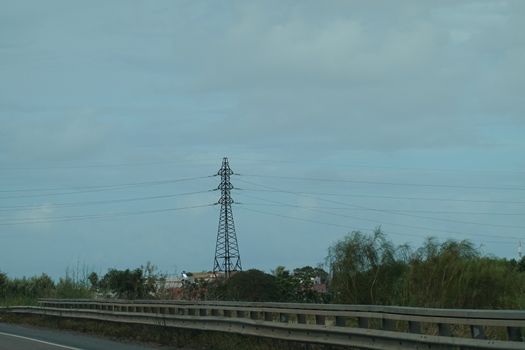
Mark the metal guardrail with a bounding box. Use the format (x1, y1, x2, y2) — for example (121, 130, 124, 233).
(4, 299, 525, 349)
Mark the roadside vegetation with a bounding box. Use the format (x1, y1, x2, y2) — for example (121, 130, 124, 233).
(0, 269, 91, 306)
(0, 262, 165, 306)
(327, 229, 525, 309)
(2, 230, 525, 309)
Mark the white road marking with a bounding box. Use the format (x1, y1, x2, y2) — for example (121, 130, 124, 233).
(0, 331, 84, 350)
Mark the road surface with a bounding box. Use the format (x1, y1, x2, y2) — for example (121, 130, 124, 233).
(0, 322, 170, 350)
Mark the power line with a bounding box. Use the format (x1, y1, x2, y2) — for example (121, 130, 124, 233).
(239, 198, 524, 240)
(235, 206, 519, 242)
(231, 158, 525, 175)
(0, 203, 217, 226)
(0, 159, 215, 171)
(320, 163, 525, 175)
(235, 181, 525, 205)
(236, 191, 524, 216)
(235, 180, 524, 240)
(235, 189, 525, 216)
(0, 189, 217, 212)
(305, 206, 523, 240)
(236, 174, 525, 191)
(0, 175, 216, 199)
(236, 199, 524, 216)
(342, 202, 525, 230)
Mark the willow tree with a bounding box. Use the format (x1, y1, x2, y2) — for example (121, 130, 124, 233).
(327, 228, 408, 305)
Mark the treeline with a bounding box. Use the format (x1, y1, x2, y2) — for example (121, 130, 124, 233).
(327, 229, 525, 309)
(186, 266, 329, 303)
(187, 229, 525, 309)
(0, 271, 91, 306)
(0, 263, 165, 306)
(3, 231, 525, 309)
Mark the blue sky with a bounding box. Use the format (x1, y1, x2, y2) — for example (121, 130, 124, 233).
(1, 1, 524, 279)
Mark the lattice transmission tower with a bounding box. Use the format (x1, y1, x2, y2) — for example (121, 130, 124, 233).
(213, 157, 242, 278)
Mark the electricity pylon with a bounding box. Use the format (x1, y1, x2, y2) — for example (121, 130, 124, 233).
(213, 157, 242, 278)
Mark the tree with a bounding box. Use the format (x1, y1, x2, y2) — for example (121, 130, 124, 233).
(271, 266, 329, 303)
(214, 269, 281, 302)
(518, 256, 525, 272)
(99, 269, 146, 299)
(327, 228, 407, 305)
(88, 272, 99, 290)
(405, 239, 524, 308)
(0, 272, 7, 299)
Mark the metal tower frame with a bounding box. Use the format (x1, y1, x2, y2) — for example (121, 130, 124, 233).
(213, 157, 242, 278)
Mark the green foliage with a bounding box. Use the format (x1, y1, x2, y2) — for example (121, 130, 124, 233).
(1, 273, 67, 306)
(517, 256, 525, 272)
(0, 265, 94, 305)
(327, 230, 525, 309)
(405, 239, 524, 308)
(0, 262, 166, 305)
(0, 272, 7, 297)
(327, 228, 408, 305)
(97, 262, 163, 299)
(212, 269, 282, 302)
(99, 268, 147, 299)
(55, 276, 91, 299)
(88, 272, 98, 290)
(204, 266, 329, 303)
(274, 266, 328, 303)
(180, 277, 211, 300)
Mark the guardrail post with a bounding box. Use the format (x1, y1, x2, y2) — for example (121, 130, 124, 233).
(335, 316, 346, 327)
(470, 325, 485, 339)
(358, 317, 368, 328)
(382, 318, 394, 331)
(438, 323, 451, 336)
(507, 327, 523, 342)
(315, 315, 326, 326)
(408, 321, 421, 334)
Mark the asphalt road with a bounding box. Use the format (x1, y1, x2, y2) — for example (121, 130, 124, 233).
(0, 323, 170, 350)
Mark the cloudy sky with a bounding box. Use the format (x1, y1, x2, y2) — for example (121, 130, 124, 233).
(1, 1, 524, 279)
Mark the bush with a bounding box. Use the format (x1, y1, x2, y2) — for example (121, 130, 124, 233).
(212, 269, 282, 302)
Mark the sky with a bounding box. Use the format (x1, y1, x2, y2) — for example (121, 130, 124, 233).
(1, 0, 524, 279)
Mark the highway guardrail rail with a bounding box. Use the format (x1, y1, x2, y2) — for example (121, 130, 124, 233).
(3, 299, 525, 349)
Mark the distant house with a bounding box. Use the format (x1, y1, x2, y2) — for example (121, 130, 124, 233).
(163, 271, 220, 300)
